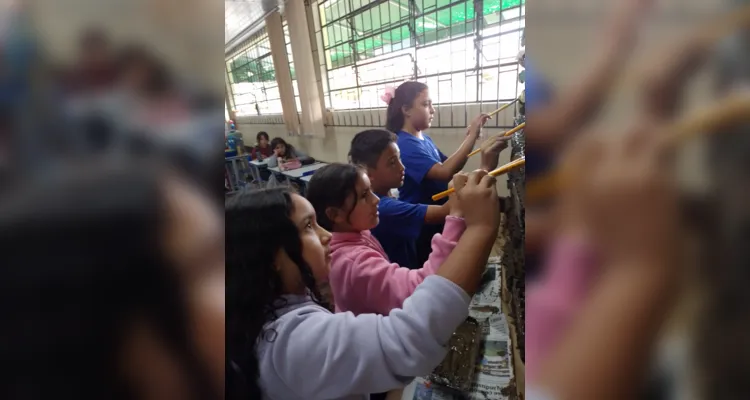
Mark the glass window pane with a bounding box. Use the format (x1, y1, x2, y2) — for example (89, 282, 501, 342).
(354, 13, 365, 32)
(422, 0, 438, 12)
(340, 24, 350, 43)
(323, 25, 331, 47)
(371, 6, 381, 28)
(338, 0, 347, 19)
(319, 4, 328, 26)
(380, 3, 390, 26)
(389, 2, 402, 23)
(328, 66, 358, 90)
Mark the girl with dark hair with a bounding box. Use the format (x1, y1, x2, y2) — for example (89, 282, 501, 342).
(384, 81, 495, 265)
(266, 137, 310, 168)
(0, 163, 225, 400)
(227, 170, 500, 400)
(250, 131, 272, 160)
(305, 162, 467, 316)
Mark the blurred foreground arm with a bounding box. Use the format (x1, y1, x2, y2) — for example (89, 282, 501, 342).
(535, 122, 679, 400)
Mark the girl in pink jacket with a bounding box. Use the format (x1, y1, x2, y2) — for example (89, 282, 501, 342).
(306, 163, 466, 316)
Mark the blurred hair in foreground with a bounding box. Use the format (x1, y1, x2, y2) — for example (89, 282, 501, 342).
(0, 1, 225, 399)
(0, 162, 225, 399)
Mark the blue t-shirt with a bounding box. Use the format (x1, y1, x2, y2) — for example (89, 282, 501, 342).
(370, 195, 427, 270)
(397, 131, 449, 205)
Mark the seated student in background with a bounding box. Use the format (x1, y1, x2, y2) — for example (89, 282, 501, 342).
(349, 129, 509, 269)
(306, 163, 470, 316)
(383, 81, 491, 266)
(266, 137, 311, 168)
(249, 131, 273, 160)
(226, 172, 500, 400)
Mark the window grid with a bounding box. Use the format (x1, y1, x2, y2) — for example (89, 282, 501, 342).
(226, 28, 283, 116)
(317, 0, 525, 117)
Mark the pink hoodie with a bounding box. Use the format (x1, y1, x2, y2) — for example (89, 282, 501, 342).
(328, 216, 466, 316)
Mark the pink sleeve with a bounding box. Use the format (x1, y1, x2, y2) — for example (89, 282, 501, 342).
(340, 217, 465, 315)
(421, 216, 466, 272)
(526, 236, 599, 383)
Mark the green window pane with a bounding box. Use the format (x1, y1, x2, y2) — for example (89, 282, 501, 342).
(382, 29, 392, 44)
(389, 3, 402, 24)
(361, 10, 373, 33)
(372, 32, 383, 49)
(355, 39, 366, 54)
(450, 1, 473, 24)
(371, 6, 381, 28)
(352, 0, 363, 10)
(415, 15, 425, 34)
(330, 4, 339, 20)
(342, 0, 349, 19)
(484, 0, 502, 14)
(337, 25, 345, 45)
(354, 13, 364, 34)
(437, 8, 450, 26)
(341, 24, 351, 42)
(421, 0, 437, 12)
(401, 25, 410, 45)
(380, 3, 390, 26)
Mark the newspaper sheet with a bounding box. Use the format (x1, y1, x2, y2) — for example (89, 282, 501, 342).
(403, 260, 514, 400)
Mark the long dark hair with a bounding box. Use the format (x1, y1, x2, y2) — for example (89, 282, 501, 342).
(226, 188, 327, 399)
(0, 164, 217, 399)
(269, 137, 296, 158)
(385, 81, 428, 133)
(306, 163, 363, 232)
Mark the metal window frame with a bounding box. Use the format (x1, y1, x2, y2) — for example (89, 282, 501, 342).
(226, 27, 286, 116)
(317, 0, 526, 122)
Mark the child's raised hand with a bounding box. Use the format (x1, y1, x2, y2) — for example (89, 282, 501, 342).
(447, 172, 469, 218)
(467, 113, 492, 138)
(480, 136, 511, 171)
(455, 170, 500, 234)
(577, 123, 677, 266)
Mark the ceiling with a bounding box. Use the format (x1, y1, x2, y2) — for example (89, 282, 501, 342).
(225, 0, 285, 45)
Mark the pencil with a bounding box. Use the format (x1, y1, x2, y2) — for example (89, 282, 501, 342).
(467, 122, 526, 158)
(432, 157, 526, 202)
(525, 95, 750, 203)
(487, 99, 518, 118)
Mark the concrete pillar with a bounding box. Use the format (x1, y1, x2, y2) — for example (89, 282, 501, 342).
(308, 0, 331, 112)
(265, 11, 301, 135)
(286, 0, 326, 137)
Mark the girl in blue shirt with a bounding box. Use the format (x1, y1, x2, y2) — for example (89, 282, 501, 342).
(384, 81, 491, 265)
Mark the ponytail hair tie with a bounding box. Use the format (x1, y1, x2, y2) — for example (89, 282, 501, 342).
(380, 86, 396, 105)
